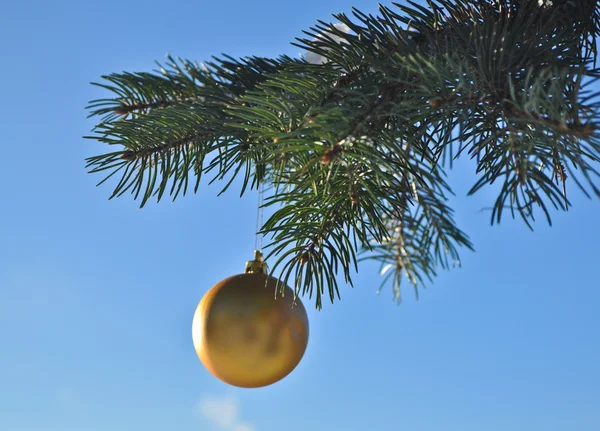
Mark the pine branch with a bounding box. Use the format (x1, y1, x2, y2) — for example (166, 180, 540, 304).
(364, 141, 473, 303)
(84, 0, 600, 308)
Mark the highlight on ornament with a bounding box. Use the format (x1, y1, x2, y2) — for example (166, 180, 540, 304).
(191, 251, 309, 388)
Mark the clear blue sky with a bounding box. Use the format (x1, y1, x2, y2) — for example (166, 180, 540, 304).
(1, 1, 599, 430)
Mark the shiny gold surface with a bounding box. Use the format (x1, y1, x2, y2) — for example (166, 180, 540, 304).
(192, 272, 309, 388)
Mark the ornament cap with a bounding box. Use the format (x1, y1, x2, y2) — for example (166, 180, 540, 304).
(245, 250, 267, 274)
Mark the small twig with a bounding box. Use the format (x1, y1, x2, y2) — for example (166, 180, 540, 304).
(120, 132, 212, 161)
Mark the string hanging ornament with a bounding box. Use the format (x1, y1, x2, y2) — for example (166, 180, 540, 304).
(191, 182, 310, 388)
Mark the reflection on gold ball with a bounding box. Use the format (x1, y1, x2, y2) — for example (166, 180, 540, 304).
(192, 272, 309, 388)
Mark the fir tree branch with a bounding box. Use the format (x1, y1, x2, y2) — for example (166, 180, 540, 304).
(84, 0, 600, 307)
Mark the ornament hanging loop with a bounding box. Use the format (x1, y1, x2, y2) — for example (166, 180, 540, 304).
(254, 180, 265, 252)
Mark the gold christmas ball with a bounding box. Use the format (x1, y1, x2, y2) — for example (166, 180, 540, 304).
(191, 254, 309, 388)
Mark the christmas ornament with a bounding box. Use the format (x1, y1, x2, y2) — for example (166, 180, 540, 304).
(191, 251, 309, 388)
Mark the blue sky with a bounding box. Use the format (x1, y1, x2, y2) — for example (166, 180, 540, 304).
(1, 1, 599, 430)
